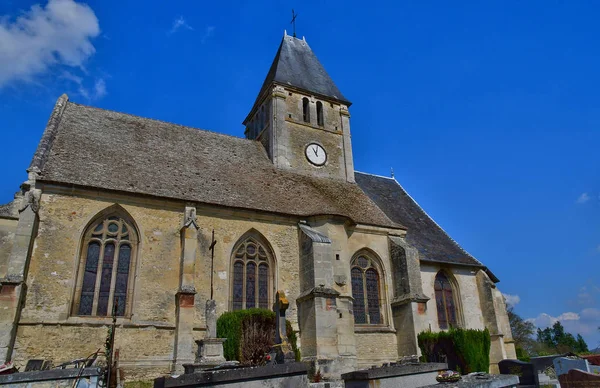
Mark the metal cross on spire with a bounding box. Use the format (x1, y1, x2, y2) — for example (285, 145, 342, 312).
(290, 9, 298, 37)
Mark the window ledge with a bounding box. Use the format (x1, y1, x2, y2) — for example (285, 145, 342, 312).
(19, 317, 176, 330)
(354, 326, 396, 334)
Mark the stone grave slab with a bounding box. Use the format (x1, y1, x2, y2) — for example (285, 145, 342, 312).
(558, 368, 600, 387)
(341, 362, 447, 388)
(420, 373, 519, 388)
(553, 357, 590, 377)
(498, 359, 536, 387)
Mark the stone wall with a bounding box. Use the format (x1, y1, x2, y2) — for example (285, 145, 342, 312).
(355, 332, 398, 368)
(0, 218, 17, 279)
(8, 185, 425, 380)
(418, 263, 485, 332)
(270, 87, 352, 181)
(11, 188, 305, 380)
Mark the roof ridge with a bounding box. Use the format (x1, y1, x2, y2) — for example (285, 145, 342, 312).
(388, 177, 483, 266)
(354, 170, 395, 180)
(67, 100, 252, 144)
(28, 94, 69, 173)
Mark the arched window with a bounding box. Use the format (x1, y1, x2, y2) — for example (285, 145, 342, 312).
(302, 97, 310, 123)
(73, 210, 138, 317)
(231, 232, 275, 311)
(434, 271, 459, 329)
(351, 253, 384, 325)
(316, 101, 324, 126)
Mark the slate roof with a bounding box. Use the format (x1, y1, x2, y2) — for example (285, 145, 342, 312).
(246, 35, 350, 122)
(32, 96, 400, 229)
(355, 172, 488, 269)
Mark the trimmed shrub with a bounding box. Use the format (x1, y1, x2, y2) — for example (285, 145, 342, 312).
(418, 328, 491, 373)
(217, 308, 300, 365)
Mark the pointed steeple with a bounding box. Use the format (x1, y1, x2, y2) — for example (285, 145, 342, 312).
(248, 34, 350, 119)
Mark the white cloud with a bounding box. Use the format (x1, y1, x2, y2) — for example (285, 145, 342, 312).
(168, 16, 193, 35)
(61, 71, 106, 100)
(93, 78, 106, 99)
(527, 308, 600, 338)
(0, 0, 100, 88)
(503, 293, 521, 307)
(201, 26, 215, 44)
(576, 192, 590, 204)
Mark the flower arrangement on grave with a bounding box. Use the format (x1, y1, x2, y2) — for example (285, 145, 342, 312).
(436, 370, 461, 383)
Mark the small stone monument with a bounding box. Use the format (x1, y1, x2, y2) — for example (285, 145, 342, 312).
(183, 300, 228, 374)
(270, 290, 296, 364)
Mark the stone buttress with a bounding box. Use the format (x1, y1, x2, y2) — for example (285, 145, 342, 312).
(296, 222, 357, 378)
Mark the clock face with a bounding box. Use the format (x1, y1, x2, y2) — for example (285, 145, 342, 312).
(305, 143, 327, 166)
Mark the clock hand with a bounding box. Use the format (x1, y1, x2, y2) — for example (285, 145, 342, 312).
(313, 147, 318, 156)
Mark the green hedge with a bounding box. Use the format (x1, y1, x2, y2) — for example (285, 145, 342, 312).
(418, 328, 491, 373)
(217, 308, 300, 364)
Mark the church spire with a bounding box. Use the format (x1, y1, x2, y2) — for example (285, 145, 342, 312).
(245, 34, 350, 125)
(243, 35, 355, 183)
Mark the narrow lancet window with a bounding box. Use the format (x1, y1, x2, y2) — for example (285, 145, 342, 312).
(350, 253, 384, 325)
(434, 271, 459, 329)
(316, 101, 324, 126)
(302, 97, 310, 123)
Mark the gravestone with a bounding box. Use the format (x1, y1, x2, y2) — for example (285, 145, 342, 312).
(553, 357, 590, 376)
(498, 359, 536, 386)
(270, 291, 295, 364)
(558, 368, 600, 388)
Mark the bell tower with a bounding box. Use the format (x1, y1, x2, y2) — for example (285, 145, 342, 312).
(243, 32, 355, 182)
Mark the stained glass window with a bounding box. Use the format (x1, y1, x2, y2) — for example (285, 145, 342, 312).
(231, 235, 274, 311)
(97, 243, 115, 316)
(434, 272, 459, 329)
(246, 262, 256, 309)
(79, 242, 100, 315)
(258, 264, 269, 309)
(351, 254, 383, 325)
(233, 262, 244, 311)
(351, 268, 366, 324)
(74, 213, 137, 317)
(366, 269, 381, 324)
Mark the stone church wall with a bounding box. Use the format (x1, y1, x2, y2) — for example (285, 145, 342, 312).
(277, 90, 348, 180)
(355, 332, 398, 368)
(11, 188, 303, 380)
(419, 263, 486, 332)
(0, 218, 17, 279)
(13, 191, 182, 377)
(308, 220, 403, 368)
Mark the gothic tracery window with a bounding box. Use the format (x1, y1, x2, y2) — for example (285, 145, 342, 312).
(435, 271, 459, 329)
(231, 234, 275, 311)
(351, 253, 383, 325)
(74, 211, 138, 317)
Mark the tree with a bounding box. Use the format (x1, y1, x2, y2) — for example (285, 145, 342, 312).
(576, 334, 589, 353)
(534, 321, 588, 354)
(507, 306, 536, 358)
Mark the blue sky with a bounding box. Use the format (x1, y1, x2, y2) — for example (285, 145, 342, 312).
(1, 0, 599, 347)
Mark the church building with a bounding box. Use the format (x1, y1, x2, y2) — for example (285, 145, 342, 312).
(0, 33, 515, 380)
